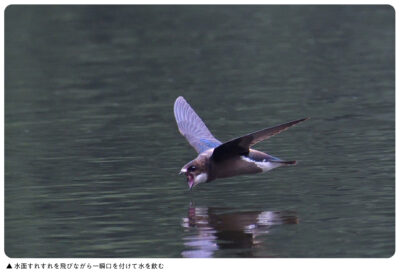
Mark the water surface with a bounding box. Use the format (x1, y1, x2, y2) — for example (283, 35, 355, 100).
(5, 5, 395, 257)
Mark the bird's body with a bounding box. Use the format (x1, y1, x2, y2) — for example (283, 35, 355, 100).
(174, 96, 307, 189)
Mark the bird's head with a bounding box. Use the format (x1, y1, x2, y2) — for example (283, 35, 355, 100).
(180, 156, 209, 190)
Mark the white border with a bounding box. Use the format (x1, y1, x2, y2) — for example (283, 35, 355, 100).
(0, 1, 398, 273)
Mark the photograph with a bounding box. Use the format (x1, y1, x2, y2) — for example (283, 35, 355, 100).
(4, 5, 394, 259)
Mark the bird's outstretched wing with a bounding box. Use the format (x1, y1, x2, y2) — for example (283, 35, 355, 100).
(174, 96, 222, 153)
(211, 118, 308, 161)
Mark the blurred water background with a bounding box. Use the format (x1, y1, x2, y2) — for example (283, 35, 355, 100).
(5, 5, 394, 257)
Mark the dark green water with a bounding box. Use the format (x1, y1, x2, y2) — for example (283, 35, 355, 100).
(5, 5, 394, 258)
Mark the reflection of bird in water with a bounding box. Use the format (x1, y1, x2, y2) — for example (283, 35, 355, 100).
(181, 206, 298, 258)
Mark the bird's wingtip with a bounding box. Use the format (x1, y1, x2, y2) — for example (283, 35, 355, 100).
(297, 117, 310, 122)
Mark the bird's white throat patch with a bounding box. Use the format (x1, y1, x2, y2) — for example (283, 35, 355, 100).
(240, 156, 282, 172)
(194, 172, 208, 184)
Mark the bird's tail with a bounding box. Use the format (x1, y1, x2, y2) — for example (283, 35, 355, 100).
(269, 160, 297, 166)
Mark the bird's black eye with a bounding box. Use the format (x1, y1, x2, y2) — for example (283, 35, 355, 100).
(188, 165, 196, 172)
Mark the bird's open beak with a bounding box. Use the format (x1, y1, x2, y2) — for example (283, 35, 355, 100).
(187, 173, 195, 190)
(179, 168, 194, 190)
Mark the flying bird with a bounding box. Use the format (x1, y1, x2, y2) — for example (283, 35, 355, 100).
(174, 96, 308, 190)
